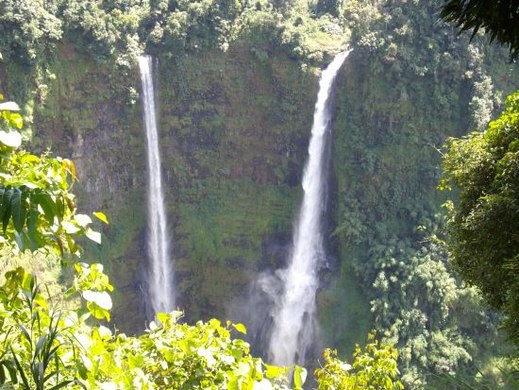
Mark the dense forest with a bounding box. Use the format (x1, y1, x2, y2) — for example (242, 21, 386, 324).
(0, 0, 518, 388)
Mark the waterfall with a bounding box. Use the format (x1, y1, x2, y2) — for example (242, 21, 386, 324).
(138, 55, 174, 315)
(267, 51, 349, 366)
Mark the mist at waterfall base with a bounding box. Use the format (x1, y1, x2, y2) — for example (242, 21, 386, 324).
(139, 55, 175, 318)
(230, 52, 349, 367)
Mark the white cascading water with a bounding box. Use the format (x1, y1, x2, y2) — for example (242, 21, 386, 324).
(139, 55, 174, 315)
(268, 51, 349, 366)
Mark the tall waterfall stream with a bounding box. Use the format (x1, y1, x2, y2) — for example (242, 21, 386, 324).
(267, 52, 349, 366)
(137, 50, 347, 355)
(139, 55, 175, 315)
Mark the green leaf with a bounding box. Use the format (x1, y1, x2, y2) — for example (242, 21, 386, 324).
(48, 380, 74, 390)
(33, 293, 48, 310)
(35, 335, 50, 358)
(61, 221, 80, 234)
(93, 211, 109, 224)
(21, 181, 40, 190)
(10, 348, 30, 388)
(86, 301, 110, 321)
(85, 228, 101, 244)
(33, 362, 44, 385)
(25, 207, 44, 250)
(0, 131, 22, 148)
(264, 364, 288, 379)
(19, 153, 40, 164)
(293, 365, 307, 389)
(11, 187, 26, 232)
(0, 188, 5, 224)
(0, 102, 20, 111)
(82, 290, 112, 310)
(232, 323, 247, 335)
(33, 193, 57, 225)
(0, 363, 6, 384)
(4, 359, 18, 384)
(156, 312, 170, 324)
(9, 113, 23, 129)
(56, 198, 64, 221)
(1, 187, 13, 232)
(74, 214, 92, 228)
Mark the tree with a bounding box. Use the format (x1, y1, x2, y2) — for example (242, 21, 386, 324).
(440, 0, 519, 58)
(315, 0, 342, 17)
(0, 0, 62, 65)
(441, 91, 519, 342)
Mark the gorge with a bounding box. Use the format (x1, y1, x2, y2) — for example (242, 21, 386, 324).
(0, 0, 518, 387)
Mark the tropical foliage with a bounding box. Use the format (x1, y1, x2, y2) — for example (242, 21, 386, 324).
(0, 0, 517, 389)
(0, 264, 299, 389)
(441, 0, 519, 58)
(0, 93, 406, 388)
(0, 94, 103, 255)
(442, 91, 519, 343)
(0, 98, 298, 388)
(315, 333, 403, 390)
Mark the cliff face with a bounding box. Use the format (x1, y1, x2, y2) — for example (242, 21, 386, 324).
(24, 40, 324, 332)
(30, 43, 149, 329)
(158, 44, 318, 323)
(2, 11, 518, 377)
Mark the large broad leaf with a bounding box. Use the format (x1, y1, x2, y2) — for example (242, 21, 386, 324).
(82, 290, 112, 310)
(264, 364, 289, 380)
(83, 290, 112, 321)
(61, 221, 80, 234)
(74, 214, 92, 228)
(19, 153, 40, 164)
(0, 102, 20, 111)
(11, 187, 26, 232)
(156, 312, 170, 324)
(33, 193, 57, 225)
(1, 187, 13, 232)
(85, 228, 101, 244)
(293, 366, 307, 390)
(0, 131, 22, 148)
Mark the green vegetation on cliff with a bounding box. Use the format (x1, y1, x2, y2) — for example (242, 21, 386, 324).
(0, 93, 403, 390)
(443, 92, 519, 344)
(324, 0, 518, 387)
(1, 0, 518, 388)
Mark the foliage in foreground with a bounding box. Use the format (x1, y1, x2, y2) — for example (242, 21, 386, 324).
(442, 91, 519, 344)
(0, 95, 296, 388)
(440, 0, 519, 58)
(0, 262, 408, 389)
(0, 94, 404, 388)
(0, 94, 104, 256)
(315, 333, 403, 390)
(0, 264, 295, 389)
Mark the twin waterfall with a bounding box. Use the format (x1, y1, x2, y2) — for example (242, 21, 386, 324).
(137, 51, 348, 363)
(267, 52, 349, 366)
(138, 55, 175, 315)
